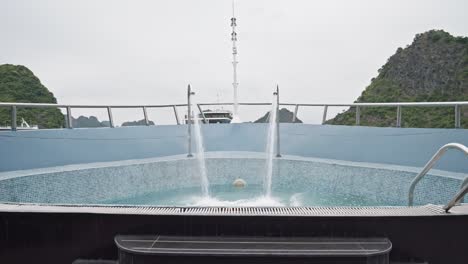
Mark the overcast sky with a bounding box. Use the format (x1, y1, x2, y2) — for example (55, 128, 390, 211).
(1, 0, 468, 124)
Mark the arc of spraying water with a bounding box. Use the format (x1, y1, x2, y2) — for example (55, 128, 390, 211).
(186, 85, 210, 197)
(264, 85, 282, 197)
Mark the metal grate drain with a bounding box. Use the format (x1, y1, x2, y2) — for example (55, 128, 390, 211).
(0, 203, 453, 217)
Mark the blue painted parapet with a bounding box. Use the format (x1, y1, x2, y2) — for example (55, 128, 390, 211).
(0, 124, 467, 173)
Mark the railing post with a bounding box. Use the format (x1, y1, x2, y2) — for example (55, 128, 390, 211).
(187, 85, 195, 157)
(322, 105, 328, 125)
(396, 106, 402, 128)
(197, 104, 207, 124)
(455, 105, 461, 128)
(142, 106, 149, 126)
(107, 106, 114, 128)
(11, 106, 17, 131)
(66, 106, 73, 129)
(275, 85, 281, 158)
(173, 105, 180, 125)
(355, 106, 360, 126)
(292, 104, 299, 122)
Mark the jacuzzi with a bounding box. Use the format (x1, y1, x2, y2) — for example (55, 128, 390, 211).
(0, 152, 464, 207)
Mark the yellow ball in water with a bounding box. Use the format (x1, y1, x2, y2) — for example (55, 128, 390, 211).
(232, 178, 247, 188)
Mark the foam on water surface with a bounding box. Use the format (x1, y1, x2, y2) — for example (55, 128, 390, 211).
(103, 184, 386, 207)
(190, 195, 284, 207)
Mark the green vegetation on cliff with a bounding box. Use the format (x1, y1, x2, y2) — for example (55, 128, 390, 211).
(0, 64, 64, 128)
(327, 30, 468, 128)
(255, 108, 302, 123)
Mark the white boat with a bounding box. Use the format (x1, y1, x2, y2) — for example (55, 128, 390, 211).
(200, 109, 233, 124)
(0, 118, 39, 131)
(185, 109, 233, 124)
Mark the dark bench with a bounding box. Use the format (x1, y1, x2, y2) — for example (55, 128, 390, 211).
(115, 235, 392, 264)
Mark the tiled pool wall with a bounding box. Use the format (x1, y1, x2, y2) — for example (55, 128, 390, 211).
(0, 156, 463, 206)
(277, 159, 463, 205)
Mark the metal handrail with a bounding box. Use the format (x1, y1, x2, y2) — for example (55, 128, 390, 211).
(408, 143, 468, 206)
(0, 102, 188, 108)
(444, 180, 468, 212)
(2, 101, 467, 108)
(461, 177, 468, 204)
(0, 100, 466, 130)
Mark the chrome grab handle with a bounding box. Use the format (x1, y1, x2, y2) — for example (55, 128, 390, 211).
(444, 181, 468, 213)
(408, 143, 468, 207)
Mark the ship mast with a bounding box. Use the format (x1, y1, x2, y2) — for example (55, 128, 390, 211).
(231, 0, 240, 121)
